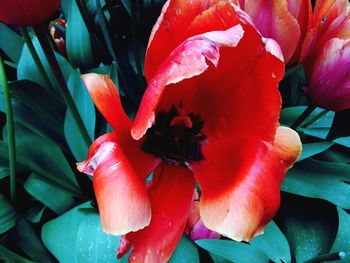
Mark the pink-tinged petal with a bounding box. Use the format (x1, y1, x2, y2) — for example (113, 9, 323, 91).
(77, 133, 158, 235)
(244, 0, 301, 63)
(117, 165, 195, 263)
(82, 74, 131, 137)
(132, 25, 244, 140)
(308, 38, 350, 111)
(192, 127, 301, 241)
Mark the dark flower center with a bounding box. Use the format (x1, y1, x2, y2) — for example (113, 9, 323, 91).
(141, 105, 206, 167)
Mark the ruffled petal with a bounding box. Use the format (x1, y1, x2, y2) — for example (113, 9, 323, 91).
(77, 133, 158, 235)
(192, 127, 301, 241)
(82, 74, 131, 137)
(145, 0, 223, 80)
(244, 0, 301, 63)
(117, 165, 195, 263)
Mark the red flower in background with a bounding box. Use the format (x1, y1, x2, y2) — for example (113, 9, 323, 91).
(237, 0, 312, 66)
(78, 1, 302, 262)
(300, 0, 350, 111)
(49, 19, 67, 56)
(0, 0, 60, 26)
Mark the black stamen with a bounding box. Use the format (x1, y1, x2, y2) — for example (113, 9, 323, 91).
(141, 106, 206, 167)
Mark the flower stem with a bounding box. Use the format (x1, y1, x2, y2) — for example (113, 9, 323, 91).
(33, 24, 91, 148)
(19, 27, 55, 92)
(304, 251, 346, 263)
(290, 104, 317, 130)
(0, 56, 16, 202)
(300, 109, 330, 128)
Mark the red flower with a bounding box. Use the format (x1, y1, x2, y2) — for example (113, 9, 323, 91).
(0, 0, 60, 26)
(237, 0, 312, 66)
(49, 19, 67, 56)
(78, 1, 301, 262)
(300, 0, 350, 111)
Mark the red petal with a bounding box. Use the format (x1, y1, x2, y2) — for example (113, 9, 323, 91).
(192, 127, 301, 241)
(117, 165, 195, 263)
(244, 0, 301, 63)
(77, 133, 160, 235)
(0, 0, 59, 26)
(82, 74, 131, 138)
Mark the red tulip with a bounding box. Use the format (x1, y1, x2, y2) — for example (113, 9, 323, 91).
(77, 1, 302, 262)
(49, 19, 67, 56)
(0, 0, 60, 26)
(301, 0, 350, 110)
(237, 0, 312, 66)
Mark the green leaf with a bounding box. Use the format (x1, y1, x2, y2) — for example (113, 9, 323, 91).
(298, 142, 334, 162)
(333, 136, 350, 148)
(0, 193, 17, 234)
(24, 173, 75, 214)
(66, 0, 94, 68)
(282, 159, 350, 208)
(0, 245, 33, 263)
(64, 70, 96, 161)
(169, 235, 199, 263)
(329, 208, 350, 261)
(250, 221, 291, 263)
(25, 204, 46, 223)
(196, 239, 269, 263)
(0, 166, 9, 179)
(17, 36, 74, 91)
(0, 23, 24, 63)
(12, 219, 55, 262)
(278, 197, 337, 263)
(42, 202, 124, 263)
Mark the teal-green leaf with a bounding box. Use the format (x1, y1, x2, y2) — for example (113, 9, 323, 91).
(64, 70, 96, 161)
(0, 166, 9, 179)
(24, 173, 75, 215)
(42, 202, 124, 263)
(278, 197, 337, 263)
(12, 219, 55, 262)
(334, 136, 350, 148)
(282, 159, 350, 208)
(0, 23, 24, 63)
(66, 0, 94, 68)
(250, 221, 291, 263)
(169, 235, 199, 263)
(25, 204, 46, 223)
(0, 193, 17, 234)
(196, 239, 269, 263)
(329, 208, 350, 261)
(17, 36, 74, 91)
(298, 142, 334, 162)
(0, 245, 33, 263)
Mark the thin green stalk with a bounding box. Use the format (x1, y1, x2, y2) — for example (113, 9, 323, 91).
(33, 25, 91, 147)
(19, 27, 55, 92)
(290, 104, 317, 130)
(0, 56, 16, 202)
(300, 109, 330, 128)
(304, 251, 346, 263)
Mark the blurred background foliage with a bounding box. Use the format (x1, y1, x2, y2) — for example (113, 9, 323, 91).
(0, 0, 350, 262)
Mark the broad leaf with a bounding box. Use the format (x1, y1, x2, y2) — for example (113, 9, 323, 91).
(169, 235, 199, 263)
(0, 23, 24, 63)
(64, 70, 96, 161)
(0, 245, 33, 263)
(0, 193, 17, 234)
(329, 208, 350, 260)
(298, 142, 334, 162)
(24, 173, 75, 215)
(250, 221, 291, 263)
(196, 239, 269, 263)
(282, 159, 350, 208)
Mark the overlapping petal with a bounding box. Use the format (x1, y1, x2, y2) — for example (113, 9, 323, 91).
(77, 133, 152, 235)
(192, 127, 301, 241)
(117, 165, 195, 263)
